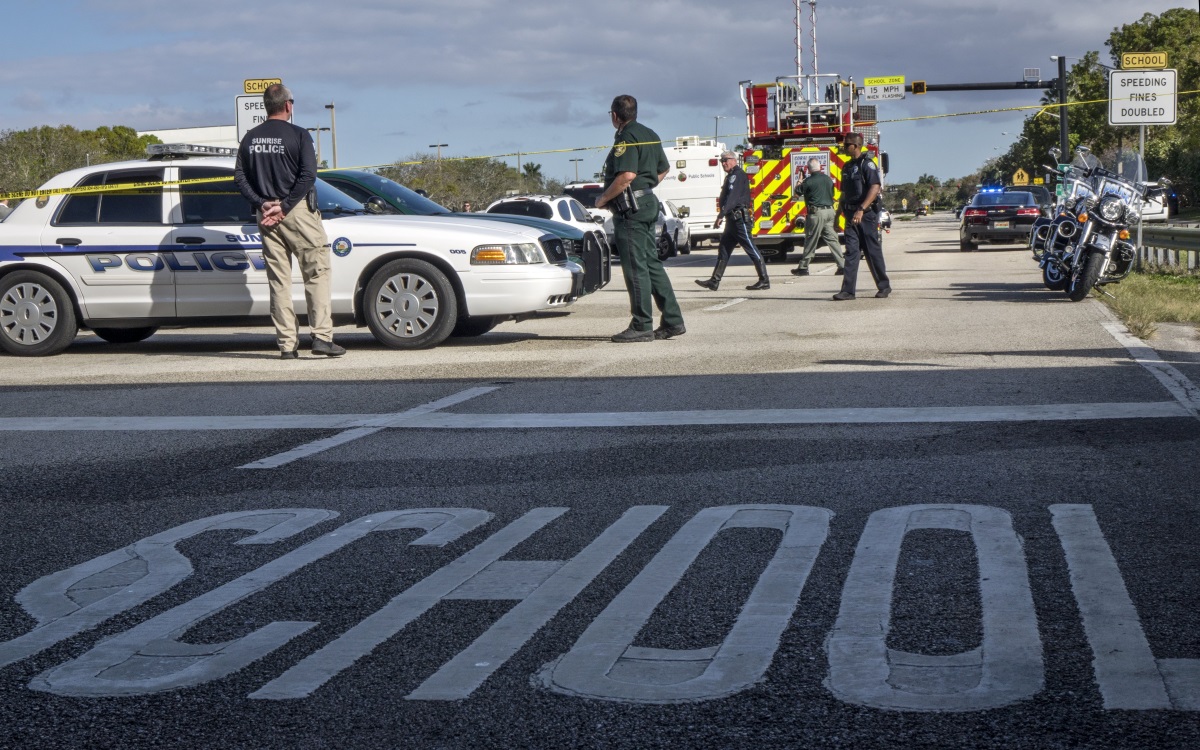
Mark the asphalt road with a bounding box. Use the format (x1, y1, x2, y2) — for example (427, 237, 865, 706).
(2, 214, 1199, 749)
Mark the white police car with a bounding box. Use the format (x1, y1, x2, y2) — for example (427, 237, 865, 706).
(0, 145, 585, 356)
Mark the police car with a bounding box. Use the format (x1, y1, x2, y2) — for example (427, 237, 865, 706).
(0, 145, 584, 356)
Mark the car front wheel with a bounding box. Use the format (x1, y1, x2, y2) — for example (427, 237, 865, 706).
(364, 259, 458, 349)
(0, 271, 78, 356)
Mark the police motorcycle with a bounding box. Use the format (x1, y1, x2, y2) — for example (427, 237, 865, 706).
(1029, 148, 1098, 291)
(1032, 146, 1168, 301)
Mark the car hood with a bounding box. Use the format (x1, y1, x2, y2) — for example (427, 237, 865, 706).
(324, 213, 554, 244)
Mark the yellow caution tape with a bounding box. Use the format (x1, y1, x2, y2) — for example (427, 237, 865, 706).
(2, 89, 1193, 203)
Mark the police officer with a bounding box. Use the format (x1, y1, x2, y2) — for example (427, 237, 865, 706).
(792, 157, 845, 276)
(833, 133, 891, 300)
(235, 83, 345, 358)
(595, 95, 685, 342)
(696, 151, 769, 291)
(0, 199, 11, 221)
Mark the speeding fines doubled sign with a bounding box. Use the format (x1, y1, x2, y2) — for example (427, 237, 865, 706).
(1109, 68, 1176, 126)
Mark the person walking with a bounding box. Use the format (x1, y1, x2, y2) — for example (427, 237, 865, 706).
(595, 94, 685, 342)
(833, 133, 890, 300)
(791, 158, 845, 276)
(235, 83, 345, 358)
(696, 151, 769, 291)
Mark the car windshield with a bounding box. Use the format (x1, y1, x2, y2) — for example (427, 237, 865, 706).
(488, 201, 553, 220)
(972, 192, 1033, 206)
(314, 179, 374, 213)
(351, 174, 451, 215)
(563, 185, 604, 208)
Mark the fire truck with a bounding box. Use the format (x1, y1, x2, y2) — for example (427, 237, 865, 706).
(736, 3, 888, 262)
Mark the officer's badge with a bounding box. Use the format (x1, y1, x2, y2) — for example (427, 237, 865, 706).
(331, 237, 353, 257)
(614, 144, 627, 157)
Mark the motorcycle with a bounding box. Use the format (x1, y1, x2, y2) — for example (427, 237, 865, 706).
(1031, 146, 1168, 301)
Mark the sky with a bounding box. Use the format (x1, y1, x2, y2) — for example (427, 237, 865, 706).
(0, 0, 1189, 185)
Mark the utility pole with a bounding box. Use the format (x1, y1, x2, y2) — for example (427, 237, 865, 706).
(306, 127, 330, 166)
(569, 158, 583, 181)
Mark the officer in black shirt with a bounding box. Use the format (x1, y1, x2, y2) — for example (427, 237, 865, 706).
(696, 151, 769, 291)
(834, 133, 891, 300)
(235, 83, 345, 358)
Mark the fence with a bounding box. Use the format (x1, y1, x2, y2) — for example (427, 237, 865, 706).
(1137, 224, 1200, 271)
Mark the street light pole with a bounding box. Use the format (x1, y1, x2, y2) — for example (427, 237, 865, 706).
(306, 126, 330, 167)
(569, 158, 583, 181)
(714, 115, 727, 143)
(324, 103, 338, 168)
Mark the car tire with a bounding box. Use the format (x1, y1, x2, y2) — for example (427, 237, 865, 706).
(363, 259, 457, 349)
(0, 270, 78, 357)
(91, 326, 158, 344)
(656, 232, 677, 261)
(450, 315, 498, 337)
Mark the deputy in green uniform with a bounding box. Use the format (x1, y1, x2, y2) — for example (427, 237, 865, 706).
(792, 157, 846, 276)
(595, 95, 685, 343)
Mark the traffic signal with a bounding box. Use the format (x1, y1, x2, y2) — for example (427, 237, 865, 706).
(912, 81, 927, 95)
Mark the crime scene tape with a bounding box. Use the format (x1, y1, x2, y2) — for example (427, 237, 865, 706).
(1, 89, 1194, 204)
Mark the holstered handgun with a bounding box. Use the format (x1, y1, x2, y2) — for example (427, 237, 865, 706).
(612, 185, 639, 218)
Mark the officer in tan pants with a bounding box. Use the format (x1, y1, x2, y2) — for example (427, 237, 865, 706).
(235, 83, 345, 358)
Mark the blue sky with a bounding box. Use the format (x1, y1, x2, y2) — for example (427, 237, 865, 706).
(0, 0, 1188, 184)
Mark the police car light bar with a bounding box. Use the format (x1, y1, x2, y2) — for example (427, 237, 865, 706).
(146, 144, 238, 157)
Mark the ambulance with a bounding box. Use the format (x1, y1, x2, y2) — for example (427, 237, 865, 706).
(652, 136, 728, 246)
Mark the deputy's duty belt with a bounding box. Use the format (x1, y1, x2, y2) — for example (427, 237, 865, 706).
(810, 204, 833, 208)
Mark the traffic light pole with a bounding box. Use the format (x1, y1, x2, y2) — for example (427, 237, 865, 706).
(1056, 55, 1070, 159)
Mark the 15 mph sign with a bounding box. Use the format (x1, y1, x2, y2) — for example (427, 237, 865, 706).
(1109, 69, 1176, 125)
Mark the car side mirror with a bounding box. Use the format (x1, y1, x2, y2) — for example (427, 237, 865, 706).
(365, 196, 395, 215)
(592, 215, 604, 223)
(677, 206, 690, 218)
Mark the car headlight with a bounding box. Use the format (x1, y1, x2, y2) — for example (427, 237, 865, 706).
(1097, 195, 1124, 223)
(470, 243, 546, 265)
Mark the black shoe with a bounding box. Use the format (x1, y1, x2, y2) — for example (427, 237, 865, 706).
(611, 327, 654, 343)
(835, 268, 845, 275)
(790, 268, 810, 276)
(875, 288, 891, 298)
(280, 348, 299, 360)
(832, 291, 855, 301)
(312, 338, 347, 357)
(746, 279, 770, 291)
(694, 278, 719, 291)
(653, 323, 686, 340)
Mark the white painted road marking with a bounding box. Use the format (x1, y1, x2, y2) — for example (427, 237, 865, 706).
(0, 401, 1189, 434)
(238, 385, 499, 469)
(7, 503, 1200, 710)
(825, 505, 1042, 712)
(1099, 315, 1200, 419)
(704, 297, 748, 311)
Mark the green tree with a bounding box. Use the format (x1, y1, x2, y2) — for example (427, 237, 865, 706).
(379, 152, 526, 210)
(0, 125, 160, 193)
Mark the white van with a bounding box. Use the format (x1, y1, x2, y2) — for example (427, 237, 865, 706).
(653, 136, 728, 245)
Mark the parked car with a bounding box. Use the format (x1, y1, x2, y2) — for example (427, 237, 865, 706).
(322, 170, 609, 295)
(959, 188, 1041, 251)
(485, 195, 600, 234)
(915, 206, 928, 217)
(656, 200, 692, 259)
(1004, 185, 1054, 217)
(562, 182, 613, 239)
(0, 145, 586, 356)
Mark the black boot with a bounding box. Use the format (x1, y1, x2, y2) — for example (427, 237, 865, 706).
(747, 257, 770, 290)
(695, 258, 727, 291)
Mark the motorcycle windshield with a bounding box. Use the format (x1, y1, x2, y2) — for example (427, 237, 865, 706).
(1072, 149, 1102, 172)
(1112, 150, 1148, 183)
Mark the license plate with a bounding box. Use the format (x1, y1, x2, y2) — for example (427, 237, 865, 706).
(993, 220, 1010, 229)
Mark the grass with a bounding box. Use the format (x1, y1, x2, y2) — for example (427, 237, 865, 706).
(1102, 262, 1200, 339)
